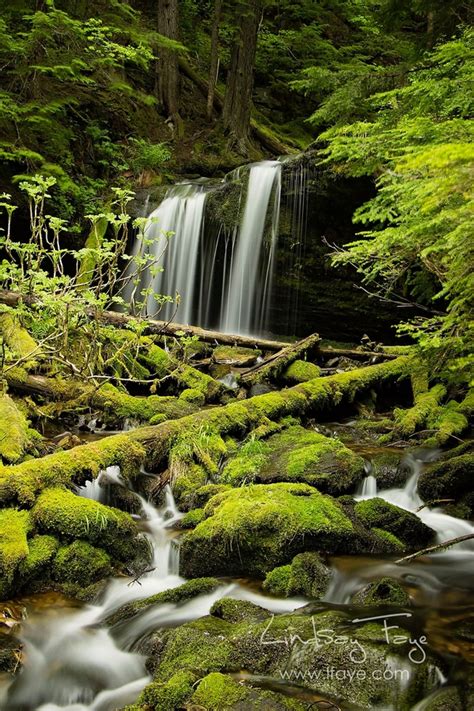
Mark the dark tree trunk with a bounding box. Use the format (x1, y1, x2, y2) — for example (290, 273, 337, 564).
(223, 0, 261, 154)
(157, 0, 181, 131)
(207, 0, 223, 121)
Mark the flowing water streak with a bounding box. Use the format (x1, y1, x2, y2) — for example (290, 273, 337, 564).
(220, 160, 282, 335)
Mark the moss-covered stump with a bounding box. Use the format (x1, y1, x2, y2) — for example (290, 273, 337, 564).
(354, 497, 435, 550)
(137, 608, 444, 711)
(256, 425, 366, 494)
(180, 483, 361, 578)
(105, 577, 221, 627)
(418, 454, 474, 508)
(31, 487, 148, 564)
(0, 509, 30, 598)
(282, 359, 321, 384)
(350, 576, 411, 607)
(263, 552, 331, 599)
(0, 394, 31, 464)
(212, 345, 261, 367)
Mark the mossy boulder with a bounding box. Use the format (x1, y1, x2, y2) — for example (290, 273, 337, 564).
(172, 463, 208, 509)
(282, 359, 321, 383)
(31, 487, 148, 564)
(53, 540, 112, 586)
(137, 670, 197, 711)
(354, 497, 435, 548)
(263, 552, 331, 599)
(258, 425, 366, 494)
(18, 534, 59, 584)
(0, 508, 30, 599)
(210, 598, 270, 624)
(180, 483, 358, 577)
(179, 388, 205, 406)
(351, 576, 411, 607)
(418, 454, 474, 504)
(179, 507, 206, 528)
(221, 438, 268, 486)
(371, 450, 408, 488)
(212, 345, 261, 367)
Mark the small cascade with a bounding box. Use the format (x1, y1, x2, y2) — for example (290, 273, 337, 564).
(355, 474, 378, 500)
(220, 160, 282, 335)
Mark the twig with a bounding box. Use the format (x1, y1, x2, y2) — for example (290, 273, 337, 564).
(395, 534, 474, 564)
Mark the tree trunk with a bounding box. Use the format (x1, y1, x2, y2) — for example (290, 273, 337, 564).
(157, 0, 181, 129)
(207, 0, 222, 121)
(240, 333, 321, 386)
(223, 0, 261, 153)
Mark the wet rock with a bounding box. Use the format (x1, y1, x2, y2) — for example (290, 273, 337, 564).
(417, 686, 463, 710)
(350, 577, 411, 607)
(210, 598, 270, 624)
(191, 672, 307, 710)
(418, 454, 474, 509)
(354, 497, 435, 549)
(249, 383, 274, 398)
(263, 552, 331, 599)
(282, 360, 321, 384)
(371, 450, 408, 489)
(180, 483, 363, 578)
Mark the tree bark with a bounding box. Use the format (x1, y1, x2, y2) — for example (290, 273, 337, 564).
(157, 0, 181, 129)
(223, 0, 261, 153)
(240, 333, 321, 385)
(207, 0, 222, 121)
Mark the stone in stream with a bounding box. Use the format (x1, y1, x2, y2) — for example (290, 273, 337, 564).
(179, 483, 395, 578)
(350, 576, 411, 607)
(263, 552, 332, 599)
(354, 497, 435, 549)
(134, 602, 445, 711)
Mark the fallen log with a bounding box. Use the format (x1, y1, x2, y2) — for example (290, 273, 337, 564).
(240, 333, 321, 385)
(0, 356, 409, 506)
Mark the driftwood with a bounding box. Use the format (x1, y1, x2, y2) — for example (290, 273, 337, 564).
(240, 333, 321, 385)
(395, 534, 474, 564)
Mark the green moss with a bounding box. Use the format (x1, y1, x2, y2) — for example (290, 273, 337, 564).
(0, 434, 146, 506)
(93, 383, 196, 424)
(179, 388, 205, 406)
(212, 345, 261, 366)
(32, 487, 146, 562)
(418, 453, 474, 502)
(0, 311, 37, 362)
(172, 463, 208, 509)
(351, 577, 410, 607)
(190, 483, 232, 509)
(180, 483, 356, 577)
(355, 497, 434, 547)
(0, 508, 30, 598)
(0, 394, 30, 463)
(53, 540, 112, 586)
(372, 527, 405, 551)
(393, 384, 446, 439)
(221, 438, 269, 486)
(283, 359, 321, 383)
(180, 507, 205, 528)
(259, 425, 365, 494)
(19, 534, 59, 581)
(138, 670, 196, 711)
(210, 597, 270, 623)
(105, 577, 221, 626)
(263, 552, 331, 598)
(191, 672, 247, 709)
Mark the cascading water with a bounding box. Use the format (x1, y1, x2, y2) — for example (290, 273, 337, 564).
(124, 157, 309, 337)
(3, 468, 305, 711)
(219, 160, 281, 335)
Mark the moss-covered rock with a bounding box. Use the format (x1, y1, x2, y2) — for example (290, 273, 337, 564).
(258, 425, 366, 494)
(191, 672, 307, 710)
(212, 345, 261, 367)
(106, 577, 221, 627)
(210, 598, 270, 624)
(53, 540, 112, 586)
(180, 483, 358, 577)
(31, 487, 148, 563)
(263, 552, 331, 599)
(172, 463, 208, 509)
(351, 576, 411, 607)
(0, 508, 30, 599)
(0, 394, 31, 464)
(418, 454, 474, 505)
(282, 359, 321, 383)
(221, 438, 269, 486)
(179, 507, 206, 528)
(137, 670, 197, 711)
(354, 497, 435, 548)
(371, 450, 408, 488)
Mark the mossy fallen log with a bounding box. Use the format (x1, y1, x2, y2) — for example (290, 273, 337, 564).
(0, 356, 409, 506)
(0, 309, 38, 365)
(0, 394, 31, 463)
(240, 332, 320, 386)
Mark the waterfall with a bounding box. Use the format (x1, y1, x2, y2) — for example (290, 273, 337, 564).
(220, 160, 282, 335)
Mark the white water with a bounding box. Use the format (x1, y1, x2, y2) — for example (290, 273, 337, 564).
(220, 161, 282, 335)
(4, 470, 305, 711)
(325, 450, 474, 605)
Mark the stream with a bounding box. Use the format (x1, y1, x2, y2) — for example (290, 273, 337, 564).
(1, 448, 473, 710)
